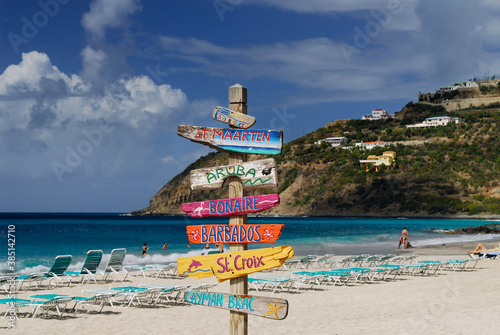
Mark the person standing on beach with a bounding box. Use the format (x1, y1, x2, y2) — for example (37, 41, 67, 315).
(400, 227, 409, 249)
(142, 242, 149, 255)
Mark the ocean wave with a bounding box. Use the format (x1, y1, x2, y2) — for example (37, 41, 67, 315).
(412, 234, 500, 247)
(122, 250, 203, 267)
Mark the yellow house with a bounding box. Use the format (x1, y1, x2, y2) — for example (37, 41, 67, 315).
(359, 151, 397, 171)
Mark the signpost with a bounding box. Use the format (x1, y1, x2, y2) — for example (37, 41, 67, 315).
(177, 125, 283, 155)
(177, 84, 290, 334)
(177, 246, 294, 282)
(184, 292, 288, 320)
(181, 194, 280, 218)
(190, 158, 277, 190)
(186, 224, 285, 244)
(212, 106, 256, 129)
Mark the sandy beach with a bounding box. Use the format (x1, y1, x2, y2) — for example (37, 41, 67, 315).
(3, 240, 499, 335)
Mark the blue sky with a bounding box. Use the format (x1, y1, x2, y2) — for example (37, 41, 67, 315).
(1, 0, 499, 212)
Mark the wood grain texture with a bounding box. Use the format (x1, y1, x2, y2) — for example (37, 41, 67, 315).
(212, 106, 256, 129)
(190, 158, 277, 190)
(184, 292, 288, 320)
(186, 224, 284, 244)
(181, 194, 279, 218)
(177, 125, 283, 155)
(177, 245, 294, 282)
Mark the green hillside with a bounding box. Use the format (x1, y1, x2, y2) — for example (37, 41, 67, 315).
(132, 102, 500, 217)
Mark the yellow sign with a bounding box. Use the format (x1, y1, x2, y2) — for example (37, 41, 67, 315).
(177, 246, 294, 282)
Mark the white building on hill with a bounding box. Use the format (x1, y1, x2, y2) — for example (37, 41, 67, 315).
(354, 141, 388, 150)
(316, 137, 348, 146)
(362, 109, 394, 120)
(406, 116, 462, 128)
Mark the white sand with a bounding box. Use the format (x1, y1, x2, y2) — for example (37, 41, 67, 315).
(3, 242, 500, 335)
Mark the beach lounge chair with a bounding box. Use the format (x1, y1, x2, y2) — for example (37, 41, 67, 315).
(309, 254, 335, 268)
(248, 276, 294, 293)
(15, 273, 46, 290)
(17, 255, 73, 289)
(139, 283, 178, 304)
(102, 248, 128, 282)
(0, 275, 16, 293)
(291, 271, 325, 289)
(29, 293, 115, 314)
(336, 255, 356, 268)
(313, 270, 350, 285)
(44, 255, 73, 287)
(147, 263, 178, 279)
(109, 286, 151, 307)
(282, 255, 316, 270)
(66, 250, 103, 283)
(10, 295, 75, 319)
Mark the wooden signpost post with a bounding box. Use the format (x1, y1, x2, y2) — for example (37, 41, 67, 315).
(190, 158, 278, 190)
(181, 194, 280, 218)
(212, 106, 256, 129)
(186, 224, 285, 244)
(177, 84, 290, 334)
(184, 292, 288, 320)
(177, 246, 293, 282)
(177, 125, 283, 155)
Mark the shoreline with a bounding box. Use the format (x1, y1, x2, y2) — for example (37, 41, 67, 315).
(128, 212, 500, 220)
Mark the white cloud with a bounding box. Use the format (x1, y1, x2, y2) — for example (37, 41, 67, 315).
(80, 46, 107, 84)
(0, 51, 89, 96)
(81, 0, 142, 40)
(0, 52, 211, 182)
(251, 0, 393, 13)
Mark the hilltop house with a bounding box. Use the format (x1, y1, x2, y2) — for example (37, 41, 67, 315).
(362, 109, 394, 120)
(437, 81, 478, 93)
(406, 116, 462, 128)
(316, 137, 348, 147)
(354, 140, 388, 150)
(359, 151, 397, 171)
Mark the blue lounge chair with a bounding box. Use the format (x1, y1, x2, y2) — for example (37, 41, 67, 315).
(0, 296, 75, 319)
(17, 255, 73, 289)
(66, 250, 103, 283)
(29, 293, 116, 313)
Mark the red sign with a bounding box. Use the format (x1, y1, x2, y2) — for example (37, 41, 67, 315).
(186, 224, 284, 244)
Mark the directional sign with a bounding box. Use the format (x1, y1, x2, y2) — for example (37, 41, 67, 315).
(212, 106, 256, 129)
(177, 246, 294, 282)
(184, 292, 289, 320)
(190, 158, 277, 190)
(181, 194, 279, 218)
(177, 125, 283, 155)
(186, 224, 285, 244)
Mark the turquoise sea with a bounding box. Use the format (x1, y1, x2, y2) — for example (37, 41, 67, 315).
(1, 213, 498, 275)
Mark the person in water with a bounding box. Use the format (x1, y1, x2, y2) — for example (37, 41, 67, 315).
(399, 227, 409, 249)
(162, 242, 168, 250)
(142, 242, 149, 255)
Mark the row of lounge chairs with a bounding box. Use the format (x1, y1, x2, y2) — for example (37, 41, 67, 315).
(1, 249, 185, 292)
(3, 249, 129, 290)
(251, 253, 485, 293)
(279, 253, 419, 270)
(1, 282, 218, 319)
